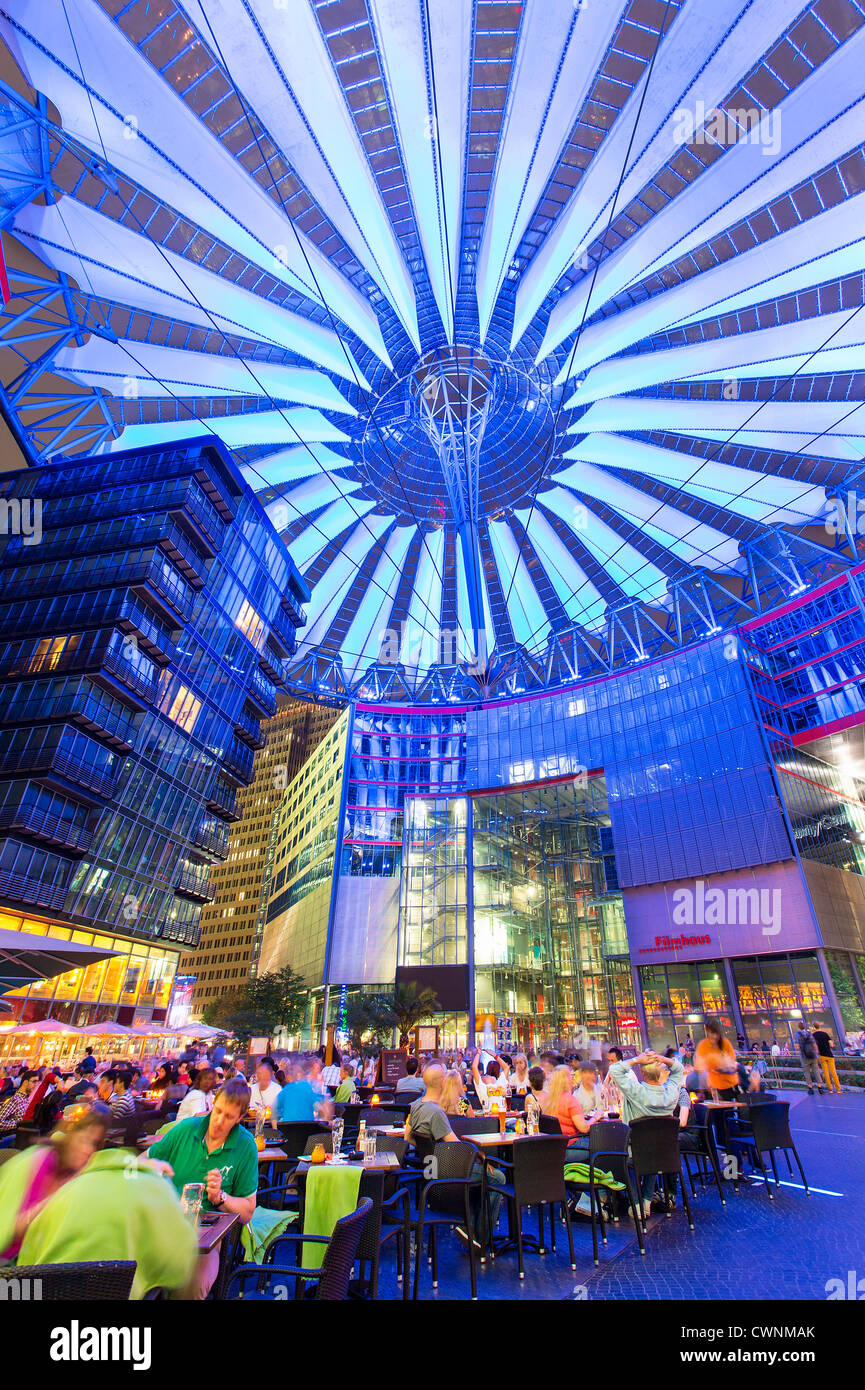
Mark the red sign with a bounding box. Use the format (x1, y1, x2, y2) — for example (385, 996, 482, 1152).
(617, 1016, 639, 1029)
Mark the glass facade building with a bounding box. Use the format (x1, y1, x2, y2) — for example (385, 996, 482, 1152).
(284, 610, 865, 1051)
(0, 439, 308, 1027)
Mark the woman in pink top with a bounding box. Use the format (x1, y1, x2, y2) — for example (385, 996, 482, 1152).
(0, 1106, 109, 1260)
(542, 1066, 594, 1141)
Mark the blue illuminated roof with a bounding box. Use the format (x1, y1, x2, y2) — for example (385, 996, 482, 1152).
(1, 0, 863, 699)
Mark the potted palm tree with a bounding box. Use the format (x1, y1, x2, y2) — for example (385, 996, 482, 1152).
(387, 981, 441, 1048)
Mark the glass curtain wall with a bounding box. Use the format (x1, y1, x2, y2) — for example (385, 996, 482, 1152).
(471, 776, 622, 1051)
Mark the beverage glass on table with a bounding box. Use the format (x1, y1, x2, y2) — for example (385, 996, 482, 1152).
(332, 1117, 344, 1157)
(180, 1182, 204, 1224)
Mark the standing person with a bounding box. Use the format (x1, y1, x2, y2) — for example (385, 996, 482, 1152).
(794, 1022, 824, 1095)
(600, 1048, 624, 1114)
(273, 1060, 321, 1123)
(811, 1022, 841, 1094)
(693, 1020, 739, 1098)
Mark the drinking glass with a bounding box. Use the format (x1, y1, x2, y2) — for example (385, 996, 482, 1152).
(180, 1182, 204, 1224)
(332, 1117, 344, 1157)
(363, 1130, 377, 1161)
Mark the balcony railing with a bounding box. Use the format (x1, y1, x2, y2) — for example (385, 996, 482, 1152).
(0, 745, 117, 799)
(151, 914, 201, 947)
(102, 646, 159, 704)
(206, 779, 240, 821)
(0, 681, 138, 750)
(174, 863, 215, 902)
(233, 707, 265, 749)
(0, 804, 93, 854)
(267, 603, 298, 658)
(221, 738, 254, 786)
(281, 589, 307, 630)
(191, 816, 230, 859)
(247, 668, 277, 717)
(0, 869, 68, 913)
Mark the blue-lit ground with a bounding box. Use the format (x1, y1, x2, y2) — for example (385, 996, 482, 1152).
(370, 1094, 862, 1301)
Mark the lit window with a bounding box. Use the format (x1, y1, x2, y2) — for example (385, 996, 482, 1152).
(234, 598, 265, 650)
(158, 676, 202, 734)
(30, 633, 81, 673)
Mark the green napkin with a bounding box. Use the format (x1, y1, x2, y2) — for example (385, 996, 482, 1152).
(563, 1162, 625, 1190)
(302, 1164, 363, 1271)
(240, 1206, 298, 1264)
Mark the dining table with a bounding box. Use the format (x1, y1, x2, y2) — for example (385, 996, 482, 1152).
(197, 1211, 240, 1301)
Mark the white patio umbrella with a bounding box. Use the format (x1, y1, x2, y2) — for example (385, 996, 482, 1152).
(171, 1023, 226, 1039)
(5, 1018, 82, 1035)
(75, 1021, 135, 1036)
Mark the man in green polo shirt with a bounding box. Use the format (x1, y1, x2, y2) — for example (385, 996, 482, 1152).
(147, 1077, 257, 1297)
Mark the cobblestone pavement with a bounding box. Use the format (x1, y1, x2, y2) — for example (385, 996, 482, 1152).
(383, 1091, 862, 1301)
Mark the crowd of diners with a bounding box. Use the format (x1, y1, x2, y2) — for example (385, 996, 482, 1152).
(0, 1016, 838, 1296)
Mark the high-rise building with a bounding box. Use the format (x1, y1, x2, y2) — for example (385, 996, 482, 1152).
(180, 698, 341, 1012)
(0, 438, 308, 1033)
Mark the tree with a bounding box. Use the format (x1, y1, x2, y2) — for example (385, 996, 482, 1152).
(386, 981, 441, 1048)
(201, 965, 307, 1048)
(344, 993, 394, 1054)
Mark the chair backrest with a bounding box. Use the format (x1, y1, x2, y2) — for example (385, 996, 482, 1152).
(539, 1114, 562, 1135)
(747, 1100, 794, 1152)
(425, 1140, 480, 1214)
(628, 1115, 681, 1178)
(359, 1109, 403, 1129)
(315, 1198, 374, 1300)
(509, 1093, 526, 1112)
(586, 1118, 629, 1168)
(1, 1261, 136, 1300)
(372, 1134, 408, 1165)
(302, 1131, 334, 1155)
(448, 1114, 499, 1138)
(512, 1134, 570, 1205)
(278, 1120, 331, 1158)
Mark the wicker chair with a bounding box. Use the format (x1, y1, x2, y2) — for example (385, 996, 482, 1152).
(0, 1261, 136, 1300)
(726, 1101, 808, 1198)
(493, 1134, 576, 1279)
(628, 1115, 695, 1254)
(447, 1115, 499, 1139)
(563, 1119, 637, 1266)
(226, 1197, 373, 1301)
(276, 1119, 331, 1162)
(411, 1140, 486, 1300)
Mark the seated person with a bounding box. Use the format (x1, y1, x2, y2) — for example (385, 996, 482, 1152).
(0, 1071, 39, 1133)
(394, 1056, 426, 1099)
(470, 1050, 511, 1111)
(573, 1062, 603, 1116)
(146, 1078, 258, 1297)
(175, 1066, 218, 1122)
(542, 1065, 596, 1151)
(333, 1063, 357, 1104)
(406, 1063, 503, 1248)
(15, 1126, 197, 1299)
(439, 1069, 474, 1116)
(249, 1060, 281, 1115)
(0, 1106, 110, 1261)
